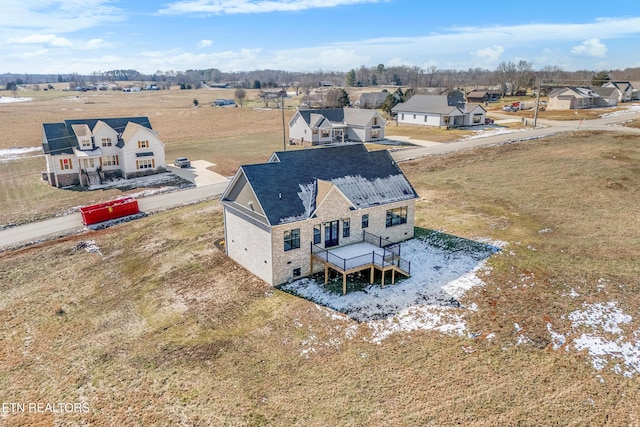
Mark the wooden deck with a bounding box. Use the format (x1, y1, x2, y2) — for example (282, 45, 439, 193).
(310, 241, 411, 295)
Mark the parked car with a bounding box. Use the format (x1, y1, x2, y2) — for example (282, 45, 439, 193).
(502, 105, 518, 112)
(484, 118, 495, 125)
(174, 157, 191, 168)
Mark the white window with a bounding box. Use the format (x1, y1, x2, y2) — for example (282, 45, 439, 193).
(102, 156, 118, 167)
(137, 159, 154, 169)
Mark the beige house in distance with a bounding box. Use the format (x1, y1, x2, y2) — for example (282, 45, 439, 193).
(547, 87, 618, 110)
(221, 144, 418, 292)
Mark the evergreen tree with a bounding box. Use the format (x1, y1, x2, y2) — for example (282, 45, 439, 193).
(591, 70, 611, 86)
(345, 69, 356, 87)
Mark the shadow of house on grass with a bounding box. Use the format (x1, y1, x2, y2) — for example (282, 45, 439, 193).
(278, 227, 501, 322)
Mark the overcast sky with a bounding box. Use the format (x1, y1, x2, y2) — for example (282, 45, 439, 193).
(2, 0, 640, 75)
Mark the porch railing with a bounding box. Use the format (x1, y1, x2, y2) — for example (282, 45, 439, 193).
(311, 242, 410, 275)
(363, 230, 401, 257)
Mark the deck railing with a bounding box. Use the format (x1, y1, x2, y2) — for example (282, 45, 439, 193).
(363, 231, 401, 257)
(311, 242, 410, 275)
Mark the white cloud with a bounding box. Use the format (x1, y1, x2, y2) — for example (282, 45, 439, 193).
(81, 38, 111, 50)
(7, 33, 72, 47)
(198, 39, 213, 48)
(470, 45, 504, 65)
(571, 38, 608, 57)
(158, 0, 383, 15)
(1, 0, 125, 32)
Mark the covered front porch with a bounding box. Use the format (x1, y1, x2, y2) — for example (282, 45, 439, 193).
(310, 232, 411, 295)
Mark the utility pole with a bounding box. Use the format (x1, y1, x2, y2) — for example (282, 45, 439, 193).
(281, 86, 286, 151)
(533, 81, 541, 127)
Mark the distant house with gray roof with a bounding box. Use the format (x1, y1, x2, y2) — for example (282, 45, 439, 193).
(42, 116, 166, 187)
(391, 93, 485, 128)
(547, 87, 617, 110)
(221, 144, 418, 289)
(288, 108, 385, 145)
(358, 91, 390, 109)
(602, 81, 635, 103)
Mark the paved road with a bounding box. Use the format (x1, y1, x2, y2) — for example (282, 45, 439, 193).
(389, 110, 640, 162)
(2, 109, 639, 250)
(0, 181, 230, 250)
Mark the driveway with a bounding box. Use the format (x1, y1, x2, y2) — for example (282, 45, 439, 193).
(167, 160, 230, 187)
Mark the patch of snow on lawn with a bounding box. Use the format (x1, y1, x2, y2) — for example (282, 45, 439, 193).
(281, 237, 498, 343)
(459, 127, 531, 141)
(0, 97, 32, 104)
(599, 103, 640, 118)
(86, 172, 193, 192)
(567, 302, 640, 377)
(0, 147, 42, 162)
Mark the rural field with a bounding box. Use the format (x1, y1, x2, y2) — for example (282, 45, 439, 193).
(1, 84, 640, 425)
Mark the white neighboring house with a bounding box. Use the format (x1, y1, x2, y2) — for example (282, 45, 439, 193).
(42, 116, 166, 187)
(463, 104, 488, 126)
(288, 108, 385, 145)
(602, 81, 635, 103)
(391, 94, 482, 128)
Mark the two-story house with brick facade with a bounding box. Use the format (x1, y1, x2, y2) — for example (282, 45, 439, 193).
(221, 144, 418, 293)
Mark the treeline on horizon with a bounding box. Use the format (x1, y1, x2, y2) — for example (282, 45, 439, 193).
(3, 62, 640, 94)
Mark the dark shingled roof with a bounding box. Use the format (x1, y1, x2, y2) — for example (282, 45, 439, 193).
(235, 144, 418, 225)
(42, 117, 152, 155)
(297, 108, 345, 125)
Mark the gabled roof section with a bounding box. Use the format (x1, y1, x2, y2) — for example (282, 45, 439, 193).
(298, 108, 345, 126)
(605, 81, 633, 91)
(590, 86, 617, 97)
(233, 144, 418, 225)
(391, 95, 464, 114)
(42, 117, 152, 155)
(548, 87, 599, 99)
(343, 108, 381, 127)
(122, 121, 149, 142)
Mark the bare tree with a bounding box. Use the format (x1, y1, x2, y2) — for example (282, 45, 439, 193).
(514, 60, 535, 93)
(495, 61, 518, 96)
(234, 87, 246, 107)
(424, 66, 438, 87)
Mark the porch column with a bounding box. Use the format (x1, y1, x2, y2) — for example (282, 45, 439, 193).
(370, 266, 374, 284)
(324, 265, 329, 284)
(391, 269, 396, 285)
(381, 270, 385, 287)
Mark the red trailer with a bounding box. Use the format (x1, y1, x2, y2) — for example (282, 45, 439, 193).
(80, 197, 140, 225)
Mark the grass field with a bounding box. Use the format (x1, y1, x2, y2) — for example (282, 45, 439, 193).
(0, 88, 297, 227)
(1, 126, 640, 425)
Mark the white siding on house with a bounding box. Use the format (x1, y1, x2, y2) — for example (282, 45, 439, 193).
(121, 124, 166, 176)
(288, 112, 311, 143)
(224, 208, 273, 284)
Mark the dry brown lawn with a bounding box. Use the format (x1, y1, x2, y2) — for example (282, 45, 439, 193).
(1, 126, 640, 425)
(0, 88, 294, 226)
(384, 123, 473, 142)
